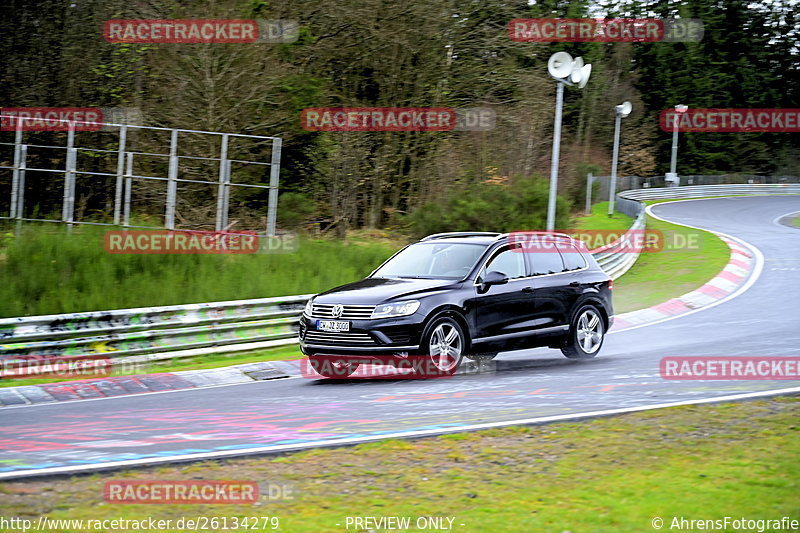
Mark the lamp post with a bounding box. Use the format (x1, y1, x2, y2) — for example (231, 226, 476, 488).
(545, 52, 591, 231)
(608, 101, 632, 217)
(667, 104, 688, 186)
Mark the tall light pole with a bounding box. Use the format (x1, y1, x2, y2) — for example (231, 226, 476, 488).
(667, 104, 688, 186)
(546, 52, 591, 231)
(608, 101, 632, 217)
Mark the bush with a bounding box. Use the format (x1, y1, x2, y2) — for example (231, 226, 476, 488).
(0, 224, 395, 317)
(277, 192, 316, 229)
(408, 178, 571, 238)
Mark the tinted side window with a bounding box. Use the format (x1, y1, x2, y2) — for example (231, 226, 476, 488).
(483, 247, 526, 280)
(530, 250, 565, 276)
(557, 243, 587, 271)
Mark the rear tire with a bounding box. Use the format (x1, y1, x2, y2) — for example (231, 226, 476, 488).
(561, 305, 605, 359)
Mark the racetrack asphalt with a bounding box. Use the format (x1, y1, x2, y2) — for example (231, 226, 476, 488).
(1, 195, 798, 480)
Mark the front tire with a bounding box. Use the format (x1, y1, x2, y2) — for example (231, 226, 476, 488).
(419, 316, 466, 376)
(561, 305, 605, 359)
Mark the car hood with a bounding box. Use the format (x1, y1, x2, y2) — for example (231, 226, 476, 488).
(314, 277, 460, 304)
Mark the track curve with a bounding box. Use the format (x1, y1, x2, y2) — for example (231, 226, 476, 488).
(1, 196, 799, 480)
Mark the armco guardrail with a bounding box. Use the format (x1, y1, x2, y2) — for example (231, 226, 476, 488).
(591, 206, 646, 280)
(619, 183, 800, 200)
(0, 296, 310, 362)
(608, 183, 800, 276)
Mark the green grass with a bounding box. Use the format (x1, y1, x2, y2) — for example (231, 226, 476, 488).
(1, 397, 796, 532)
(576, 199, 730, 313)
(611, 200, 730, 313)
(575, 199, 729, 314)
(0, 343, 304, 388)
(791, 215, 800, 229)
(0, 224, 397, 317)
(572, 201, 634, 231)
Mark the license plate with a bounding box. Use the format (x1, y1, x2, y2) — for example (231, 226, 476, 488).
(316, 320, 350, 332)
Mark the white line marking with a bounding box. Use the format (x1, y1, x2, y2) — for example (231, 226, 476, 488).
(772, 209, 800, 228)
(1, 386, 797, 480)
(608, 200, 765, 334)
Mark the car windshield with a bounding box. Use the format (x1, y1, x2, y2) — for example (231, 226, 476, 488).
(372, 242, 486, 279)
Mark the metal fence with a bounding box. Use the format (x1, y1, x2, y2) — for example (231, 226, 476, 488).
(0, 115, 282, 235)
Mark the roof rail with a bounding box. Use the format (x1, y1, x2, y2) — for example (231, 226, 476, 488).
(420, 232, 502, 241)
(507, 231, 574, 240)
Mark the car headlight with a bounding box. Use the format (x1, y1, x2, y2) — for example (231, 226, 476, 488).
(371, 300, 421, 319)
(304, 298, 314, 316)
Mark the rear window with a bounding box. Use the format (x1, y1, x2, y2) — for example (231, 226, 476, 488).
(557, 243, 587, 271)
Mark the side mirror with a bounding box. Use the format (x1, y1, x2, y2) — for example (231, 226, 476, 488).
(482, 270, 508, 288)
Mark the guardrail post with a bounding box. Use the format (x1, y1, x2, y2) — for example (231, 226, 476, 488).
(123, 152, 133, 227)
(266, 138, 282, 236)
(62, 124, 77, 231)
(113, 125, 127, 225)
(165, 129, 179, 230)
(215, 134, 229, 232)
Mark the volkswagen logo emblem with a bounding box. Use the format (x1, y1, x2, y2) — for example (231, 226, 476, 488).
(331, 304, 344, 318)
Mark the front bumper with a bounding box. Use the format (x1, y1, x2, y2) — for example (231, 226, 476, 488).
(298, 313, 423, 357)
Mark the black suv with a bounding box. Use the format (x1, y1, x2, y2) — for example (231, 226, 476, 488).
(299, 232, 613, 378)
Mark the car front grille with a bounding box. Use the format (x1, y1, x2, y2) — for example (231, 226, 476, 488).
(310, 304, 376, 320)
(303, 330, 377, 346)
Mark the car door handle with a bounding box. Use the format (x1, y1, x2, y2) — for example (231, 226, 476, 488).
(522, 286, 534, 293)
(569, 281, 580, 287)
